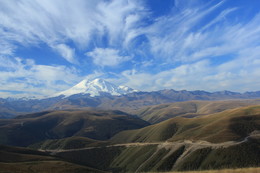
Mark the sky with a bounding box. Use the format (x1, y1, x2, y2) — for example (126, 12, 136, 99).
(0, 0, 260, 98)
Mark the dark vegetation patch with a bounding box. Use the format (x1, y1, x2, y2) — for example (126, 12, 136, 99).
(0, 145, 53, 163)
(158, 145, 185, 171)
(159, 123, 178, 141)
(200, 139, 260, 170)
(140, 148, 169, 172)
(113, 145, 158, 172)
(229, 115, 260, 139)
(177, 147, 212, 171)
(177, 139, 260, 171)
(0, 145, 47, 156)
(7, 117, 60, 146)
(56, 146, 124, 172)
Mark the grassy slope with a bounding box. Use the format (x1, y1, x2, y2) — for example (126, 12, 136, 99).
(55, 137, 260, 172)
(55, 104, 260, 172)
(50, 105, 260, 172)
(0, 145, 107, 173)
(175, 139, 260, 171)
(0, 145, 55, 162)
(30, 136, 109, 150)
(0, 109, 149, 147)
(111, 105, 260, 143)
(56, 146, 125, 172)
(135, 99, 260, 124)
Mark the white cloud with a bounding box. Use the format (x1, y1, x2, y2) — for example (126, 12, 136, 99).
(96, 0, 145, 45)
(0, 0, 145, 59)
(53, 44, 77, 64)
(142, 1, 260, 65)
(119, 60, 211, 91)
(0, 41, 15, 55)
(86, 48, 130, 67)
(117, 55, 260, 92)
(0, 0, 101, 46)
(0, 56, 81, 97)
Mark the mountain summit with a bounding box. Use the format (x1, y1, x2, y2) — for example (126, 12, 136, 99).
(55, 78, 137, 97)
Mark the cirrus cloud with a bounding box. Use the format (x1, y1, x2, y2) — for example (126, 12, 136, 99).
(86, 48, 130, 67)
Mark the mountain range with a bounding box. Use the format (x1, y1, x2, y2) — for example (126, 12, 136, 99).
(1, 78, 260, 118)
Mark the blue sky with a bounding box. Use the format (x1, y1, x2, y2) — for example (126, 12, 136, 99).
(0, 0, 260, 98)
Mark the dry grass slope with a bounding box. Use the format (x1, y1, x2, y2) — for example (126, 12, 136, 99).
(111, 105, 260, 143)
(135, 99, 260, 123)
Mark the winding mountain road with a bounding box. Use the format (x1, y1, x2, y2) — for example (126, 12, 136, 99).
(39, 135, 254, 154)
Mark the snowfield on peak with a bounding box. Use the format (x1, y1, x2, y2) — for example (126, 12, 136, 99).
(54, 78, 137, 97)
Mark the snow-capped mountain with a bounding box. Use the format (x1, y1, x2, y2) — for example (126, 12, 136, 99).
(54, 78, 137, 97)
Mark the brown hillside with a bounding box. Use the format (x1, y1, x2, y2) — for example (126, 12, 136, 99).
(134, 99, 260, 123)
(111, 105, 260, 143)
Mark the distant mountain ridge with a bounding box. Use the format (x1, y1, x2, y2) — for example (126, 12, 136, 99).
(0, 78, 260, 118)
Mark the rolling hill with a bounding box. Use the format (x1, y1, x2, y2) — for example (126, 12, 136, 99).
(51, 105, 260, 172)
(111, 105, 260, 143)
(54, 134, 260, 172)
(0, 145, 107, 173)
(134, 99, 260, 123)
(0, 104, 259, 172)
(0, 109, 149, 147)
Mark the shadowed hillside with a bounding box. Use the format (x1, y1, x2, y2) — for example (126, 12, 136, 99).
(0, 145, 107, 173)
(0, 109, 149, 147)
(31, 136, 109, 150)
